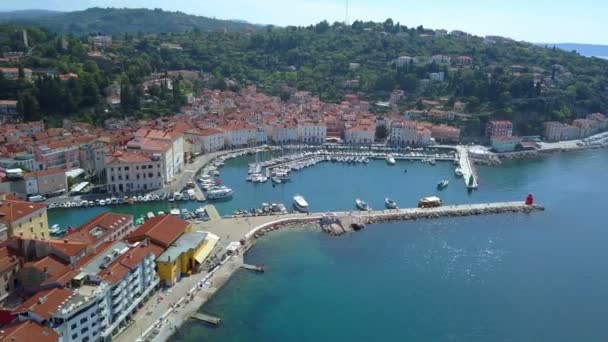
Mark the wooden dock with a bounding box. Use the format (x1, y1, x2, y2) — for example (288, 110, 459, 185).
(190, 312, 221, 325)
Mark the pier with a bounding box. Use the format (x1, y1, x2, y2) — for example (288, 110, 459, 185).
(189, 312, 221, 325)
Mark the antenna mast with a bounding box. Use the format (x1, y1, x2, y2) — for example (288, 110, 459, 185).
(345, 0, 350, 25)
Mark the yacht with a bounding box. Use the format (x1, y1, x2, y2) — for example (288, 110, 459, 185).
(386, 155, 396, 165)
(206, 186, 234, 200)
(293, 195, 309, 213)
(356, 198, 371, 211)
(385, 198, 398, 209)
(437, 179, 449, 190)
(454, 167, 464, 177)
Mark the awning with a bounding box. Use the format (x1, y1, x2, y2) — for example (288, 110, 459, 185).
(193, 236, 218, 263)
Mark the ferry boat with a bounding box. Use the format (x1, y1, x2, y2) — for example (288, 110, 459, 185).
(437, 179, 449, 190)
(385, 198, 398, 209)
(356, 198, 371, 211)
(293, 194, 309, 213)
(206, 186, 234, 200)
(386, 155, 396, 165)
(454, 167, 464, 177)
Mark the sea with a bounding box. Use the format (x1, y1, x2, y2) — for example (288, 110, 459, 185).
(49, 149, 608, 341)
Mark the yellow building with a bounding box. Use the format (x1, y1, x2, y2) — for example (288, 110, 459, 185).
(156, 231, 219, 286)
(0, 198, 50, 240)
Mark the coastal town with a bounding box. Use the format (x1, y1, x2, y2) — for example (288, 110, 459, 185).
(1, 9, 608, 342)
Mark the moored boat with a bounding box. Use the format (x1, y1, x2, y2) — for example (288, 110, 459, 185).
(454, 167, 464, 177)
(385, 197, 398, 209)
(437, 179, 449, 189)
(386, 155, 396, 165)
(356, 198, 371, 211)
(293, 194, 309, 213)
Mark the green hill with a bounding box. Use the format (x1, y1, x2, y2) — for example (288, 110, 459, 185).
(0, 7, 257, 34)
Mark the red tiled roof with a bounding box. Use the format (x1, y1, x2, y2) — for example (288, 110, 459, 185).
(62, 212, 132, 245)
(0, 320, 60, 342)
(23, 256, 74, 287)
(24, 168, 65, 179)
(98, 244, 161, 284)
(126, 215, 189, 247)
(13, 288, 74, 319)
(105, 151, 152, 164)
(0, 200, 46, 223)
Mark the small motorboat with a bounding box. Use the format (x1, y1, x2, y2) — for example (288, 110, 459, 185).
(385, 198, 398, 209)
(356, 198, 371, 211)
(272, 177, 282, 184)
(386, 155, 396, 165)
(437, 179, 449, 190)
(454, 167, 464, 177)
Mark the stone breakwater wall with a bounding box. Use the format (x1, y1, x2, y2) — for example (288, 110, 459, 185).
(362, 203, 544, 226)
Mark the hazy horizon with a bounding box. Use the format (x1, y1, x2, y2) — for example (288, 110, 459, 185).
(0, 0, 607, 45)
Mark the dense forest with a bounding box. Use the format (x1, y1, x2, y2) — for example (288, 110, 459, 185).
(0, 7, 256, 34)
(1, 8, 608, 135)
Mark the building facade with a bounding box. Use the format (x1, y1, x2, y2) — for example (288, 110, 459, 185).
(105, 152, 164, 193)
(0, 199, 49, 239)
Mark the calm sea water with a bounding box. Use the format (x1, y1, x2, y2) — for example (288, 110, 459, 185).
(168, 150, 608, 342)
(49, 150, 608, 341)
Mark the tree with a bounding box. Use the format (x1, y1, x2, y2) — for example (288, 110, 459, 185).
(18, 65, 25, 79)
(375, 125, 388, 141)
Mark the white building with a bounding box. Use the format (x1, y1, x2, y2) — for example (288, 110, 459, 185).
(222, 125, 256, 147)
(127, 132, 183, 183)
(256, 128, 268, 145)
(344, 124, 375, 145)
(105, 152, 164, 193)
(297, 122, 327, 144)
(270, 124, 299, 144)
(390, 120, 418, 146)
(14, 241, 159, 342)
(429, 72, 445, 81)
(186, 128, 226, 154)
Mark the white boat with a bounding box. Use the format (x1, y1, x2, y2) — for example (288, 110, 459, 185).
(429, 158, 436, 166)
(207, 186, 234, 200)
(454, 167, 464, 177)
(99, 199, 106, 206)
(437, 179, 449, 189)
(385, 198, 398, 209)
(356, 198, 371, 211)
(146, 212, 155, 219)
(170, 208, 180, 216)
(293, 195, 309, 213)
(272, 177, 282, 184)
(386, 155, 396, 165)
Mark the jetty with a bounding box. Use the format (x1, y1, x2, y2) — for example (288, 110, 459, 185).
(189, 312, 221, 325)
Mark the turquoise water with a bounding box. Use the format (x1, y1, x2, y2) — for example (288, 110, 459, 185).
(167, 150, 608, 342)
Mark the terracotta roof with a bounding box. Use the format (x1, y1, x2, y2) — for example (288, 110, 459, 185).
(126, 215, 189, 247)
(23, 256, 74, 287)
(13, 288, 74, 319)
(98, 244, 161, 284)
(47, 240, 88, 257)
(62, 213, 132, 245)
(0, 200, 46, 223)
(105, 151, 152, 164)
(0, 320, 60, 342)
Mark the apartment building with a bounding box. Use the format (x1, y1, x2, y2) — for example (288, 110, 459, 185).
(105, 151, 164, 193)
(0, 199, 49, 240)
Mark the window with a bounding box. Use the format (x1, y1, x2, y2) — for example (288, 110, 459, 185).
(71, 323, 77, 329)
(83, 337, 90, 342)
(124, 166, 129, 171)
(80, 317, 88, 324)
(81, 327, 89, 334)
(72, 334, 78, 340)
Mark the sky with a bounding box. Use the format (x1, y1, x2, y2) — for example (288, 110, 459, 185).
(2, 0, 607, 44)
